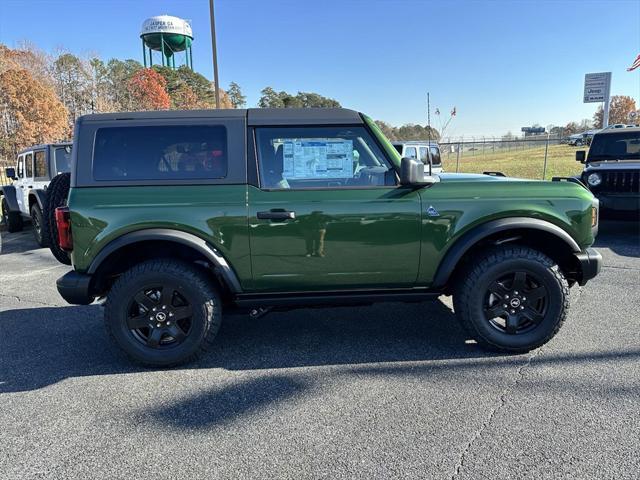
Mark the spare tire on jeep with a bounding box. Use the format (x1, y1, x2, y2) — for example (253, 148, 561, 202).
(43, 172, 71, 265)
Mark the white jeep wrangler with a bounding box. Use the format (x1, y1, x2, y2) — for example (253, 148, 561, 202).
(392, 141, 444, 174)
(1, 143, 72, 245)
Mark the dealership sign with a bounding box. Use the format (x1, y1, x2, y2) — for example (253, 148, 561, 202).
(584, 72, 611, 103)
(521, 127, 545, 134)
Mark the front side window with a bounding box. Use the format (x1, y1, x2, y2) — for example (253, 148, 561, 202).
(419, 147, 429, 164)
(93, 125, 228, 181)
(256, 126, 396, 190)
(430, 146, 442, 166)
(404, 146, 417, 159)
(34, 151, 47, 179)
(54, 146, 72, 174)
(17, 156, 24, 178)
(25, 153, 33, 178)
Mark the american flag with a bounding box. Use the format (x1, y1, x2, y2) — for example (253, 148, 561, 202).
(627, 54, 640, 72)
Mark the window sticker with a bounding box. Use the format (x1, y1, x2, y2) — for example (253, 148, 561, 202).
(281, 139, 354, 180)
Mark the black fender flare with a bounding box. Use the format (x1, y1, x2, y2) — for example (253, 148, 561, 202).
(0, 186, 20, 212)
(87, 228, 242, 293)
(29, 189, 47, 210)
(431, 217, 581, 288)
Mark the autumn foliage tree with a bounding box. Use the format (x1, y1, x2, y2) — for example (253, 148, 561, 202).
(0, 68, 68, 159)
(127, 68, 170, 111)
(593, 95, 637, 128)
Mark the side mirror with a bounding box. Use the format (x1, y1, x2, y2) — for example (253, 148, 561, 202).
(576, 151, 586, 163)
(400, 157, 436, 186)
(5, 167, 16, 180)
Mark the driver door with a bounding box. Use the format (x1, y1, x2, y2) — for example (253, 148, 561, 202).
(248, 125, 422, 292)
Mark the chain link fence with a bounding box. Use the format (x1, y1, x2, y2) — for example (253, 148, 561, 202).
(439, 135, 584, 180)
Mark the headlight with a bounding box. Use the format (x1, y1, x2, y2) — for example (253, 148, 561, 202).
(587, 172, 602, 187)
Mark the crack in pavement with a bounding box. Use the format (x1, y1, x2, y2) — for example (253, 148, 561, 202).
(0, 292, 60, 308)
(451, 346, 546, 480)
(450, 286, 582, 479)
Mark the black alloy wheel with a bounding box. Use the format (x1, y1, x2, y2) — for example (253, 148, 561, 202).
(453, 246, 569, 353)
(105, 259, 221, 366)
(30, 204, 47, 246)
(483, 271, 548, 335)
(127, 283, 194, 349)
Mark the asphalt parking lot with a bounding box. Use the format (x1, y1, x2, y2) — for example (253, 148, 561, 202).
(1, 221, 639, 479)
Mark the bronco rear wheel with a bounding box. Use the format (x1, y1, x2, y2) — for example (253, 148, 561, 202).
(453, 246, 570, 353)
(105, 259, 222, 366)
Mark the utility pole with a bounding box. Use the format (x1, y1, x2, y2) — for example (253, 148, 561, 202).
(427, 92, 432, 176)
(209, 0, 221, 108)
(603, 97, 610, 128)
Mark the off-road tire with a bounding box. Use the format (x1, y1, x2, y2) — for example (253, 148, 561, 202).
(453, 246, 570, 353)
(30, 203, 48, 247)
(104, 259, 222, 367)
(43, 172, 71, 265)
(1, 197, 23, 233)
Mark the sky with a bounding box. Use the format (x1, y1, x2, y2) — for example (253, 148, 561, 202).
(1, 0, 639, 137)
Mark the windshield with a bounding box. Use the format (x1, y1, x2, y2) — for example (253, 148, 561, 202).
(54, 146, 72, 174)
(588, 132, 640, 161)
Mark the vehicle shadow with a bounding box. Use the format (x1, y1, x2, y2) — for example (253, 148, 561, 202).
(594, 220, 640, 258)
(0, 300, 494, 393)
(0, 227, 42, 255)
(3, 301, 640, 431)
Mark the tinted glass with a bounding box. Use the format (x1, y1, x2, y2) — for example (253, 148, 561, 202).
(17, 156, 24, 178)
(405, 147, 417, 159)
(256, 126, 396, 189)
(393, 144, 403, 154)
(25, 153, 33, 178)
(419, 147, 429, 163)
(54, 147, 72, 174)
(430, 146, 442, 166)
(34, 151, 47, 179)
(93, 125, 228, 181)
(588, 131, 640, 161)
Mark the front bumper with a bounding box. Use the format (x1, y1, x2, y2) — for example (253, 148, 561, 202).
(594, 193, 640, 213)
(57, 271, 94, 305)
(574, 248, 602, 286)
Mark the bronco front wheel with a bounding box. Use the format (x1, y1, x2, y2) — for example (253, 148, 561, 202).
(454, 246, 570, 353)
(104, 259, 222, 366)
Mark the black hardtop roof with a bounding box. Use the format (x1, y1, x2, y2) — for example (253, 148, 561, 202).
(18, 142, 72, 154)
(77, 108, 364, 126)
(594, 126, 640, 136)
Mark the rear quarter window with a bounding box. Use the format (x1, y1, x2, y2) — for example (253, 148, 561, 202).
(93, 125, 228, 181)
(34, 150, 48, 180)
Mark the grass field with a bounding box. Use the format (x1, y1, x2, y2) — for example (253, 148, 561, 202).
(441, 144, 585, 180)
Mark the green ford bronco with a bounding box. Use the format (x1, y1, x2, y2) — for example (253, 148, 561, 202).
(55, 108, 602, 366)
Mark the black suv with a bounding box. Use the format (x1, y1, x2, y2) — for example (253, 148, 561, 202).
(576, 127, 640, 219)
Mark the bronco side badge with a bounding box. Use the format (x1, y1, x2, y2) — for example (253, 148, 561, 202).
(426, 205, 440, 217)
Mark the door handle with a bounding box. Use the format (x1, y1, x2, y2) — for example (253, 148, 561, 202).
(257, 210, 296, 220)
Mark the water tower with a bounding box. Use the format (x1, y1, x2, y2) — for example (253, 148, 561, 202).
(141, 15, 193, 69)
